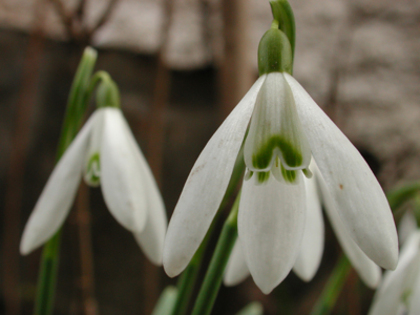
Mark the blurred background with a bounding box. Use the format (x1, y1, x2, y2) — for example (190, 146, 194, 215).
(1, 0, 420, 314)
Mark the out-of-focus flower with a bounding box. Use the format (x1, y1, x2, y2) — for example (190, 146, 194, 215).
(224, 162, 382, 290)
(20, 107, 167, 265)
(369, 230, 420, 315)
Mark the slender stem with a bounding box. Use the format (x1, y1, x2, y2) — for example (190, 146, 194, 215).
(310, 255, 351, 315)
(170, 152, 245, 315)
(34, 232, 61, 315)
(34, 47, 97, 315)
(191, 195, 240, 315)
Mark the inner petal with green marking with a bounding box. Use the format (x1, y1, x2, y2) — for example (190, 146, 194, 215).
(84, 152, 101, 187)
(244, 72, 311, 172)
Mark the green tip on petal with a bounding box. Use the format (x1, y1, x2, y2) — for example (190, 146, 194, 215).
(251, 135, 303, 170)
(281, 164, 297, 183)
(257, 171, 270, 184)
(302, 168, 313, 179)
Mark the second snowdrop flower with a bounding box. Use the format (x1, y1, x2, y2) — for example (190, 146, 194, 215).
(20, 81, 167, 265)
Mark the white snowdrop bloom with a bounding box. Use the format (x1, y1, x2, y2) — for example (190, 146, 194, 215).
(163, 70, 398, 293)
(224, 162, 382, 290)
(163, 15, 398, 293)
(369, 230, 420, 315)
(20, 107, 167, 265)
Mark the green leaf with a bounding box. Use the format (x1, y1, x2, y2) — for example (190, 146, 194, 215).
(387, 181, 420, 211)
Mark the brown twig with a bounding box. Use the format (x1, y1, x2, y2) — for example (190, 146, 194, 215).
(49, 0, 77, 39)
(3, 1, 47, 314)
(219, 0, 255, 119)
(89, 0, 119, 34)
(76, 184, 99, 315)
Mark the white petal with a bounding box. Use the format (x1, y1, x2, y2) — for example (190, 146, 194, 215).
(285, 73, 398, 270)
(100, 108, 148, 233)
(224, 238, 251, 286)
(369, 231, 420, 315)
(244, 72, 311, 172)
(238, 173, 306, 294)
(317, 169, 381, 288)
(398, 210, 417, 246)
(408, 265, 420, 315)
(127, 125, 167, 266)
(293, 174, 324, 282)
(163, 76, 265, 277)
(20, 112, 97, 254)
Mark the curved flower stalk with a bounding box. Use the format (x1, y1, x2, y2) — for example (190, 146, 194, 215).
(369, 230, 420, 315)
(20, 107, 167, 265)
(224, 162, 382, 290)
(163, 1, 398, 294)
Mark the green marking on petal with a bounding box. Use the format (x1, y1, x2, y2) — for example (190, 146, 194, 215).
(257, 171, 270, 184)
(252, 135, 303, 170)
(281, 164, 296, 183)
(401, 288, 412, 306)
(85, 152, 101, 186)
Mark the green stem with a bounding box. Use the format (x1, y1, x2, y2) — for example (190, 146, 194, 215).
(170, 151, 245, 315)
(34, 232, 61, 315)
(34, 47, 97, 315)
(170, 229, 210, 315)
(191, 195, 240, 315)
(310, 255, 351, 315)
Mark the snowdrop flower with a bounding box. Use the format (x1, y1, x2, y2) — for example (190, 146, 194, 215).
(163, 5, 398, 293)
(20, 107, 167, 265)
(369, 230, 420, 315)
(224, 162, 382, 289)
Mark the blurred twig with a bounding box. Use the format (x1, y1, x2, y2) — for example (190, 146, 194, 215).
(76, 185, 99, 315)
(49, 0, 119, 43)
(2, 1, 47, 314)
(219, 0, 255, 119)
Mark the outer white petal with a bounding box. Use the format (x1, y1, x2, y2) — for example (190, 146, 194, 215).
(285, 73, 398, 270)
(122, 118, 167, 266)
(408, 264, 420, 315)
(398, 210, 417, 246)
(244, 73, 311, 172)
(317, 169, 381, 288)
(20, 112, 97, 254)
(293, 174, 324, 282)
(163, 76, 265, 277)
(369, 231, 420, 315)
(238, 173, 306, 294)
(100, 108, 148, 233)
(224, 238, 251, 286)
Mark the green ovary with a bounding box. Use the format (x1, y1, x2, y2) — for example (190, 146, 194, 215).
(252, 135, 302, 169)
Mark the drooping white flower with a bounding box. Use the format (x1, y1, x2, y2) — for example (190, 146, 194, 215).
(369, 230, 420, 315)
(20, 107, 167, 265)
(224, 162, 382, 290)
(163, 70, 398, 293)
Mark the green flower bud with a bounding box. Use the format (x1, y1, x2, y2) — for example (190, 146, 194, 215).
(258, 27, 293, 76)
(96, 74, 120, 109)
